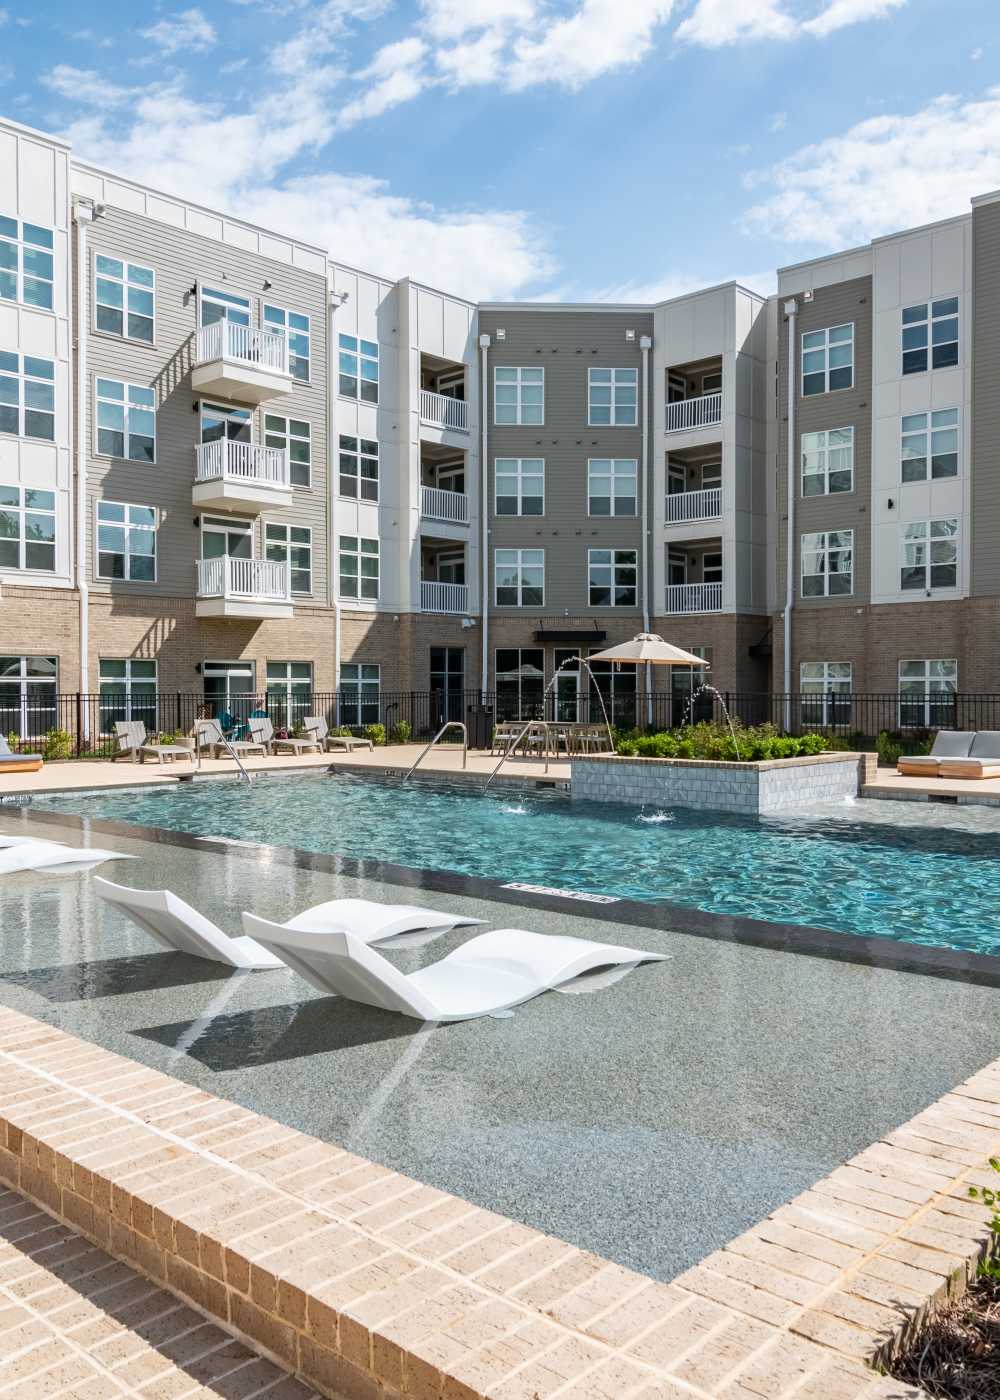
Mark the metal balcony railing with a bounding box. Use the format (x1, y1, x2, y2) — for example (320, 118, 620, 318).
(665, 486, 722, 523)
(420, 484, 470, 524)
(420, 389, 468, 432)
(665, 391, 722, 433)
(664, 581, 723, 614)
(195, 439, 289, 489)
(197, 556, 291, 601)
(420, 580, 468, 614)
(195, 319, 288, 374)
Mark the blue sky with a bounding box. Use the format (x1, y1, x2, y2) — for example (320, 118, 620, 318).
(3, 0, 1000, 300)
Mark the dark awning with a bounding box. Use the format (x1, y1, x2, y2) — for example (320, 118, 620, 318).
(532, 629, 608, 643)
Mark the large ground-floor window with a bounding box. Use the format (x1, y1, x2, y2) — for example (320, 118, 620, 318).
(266, 661, 313, 727)
(0, 655, 57, 739)
(430, 647, 464, 724)
(203, 659, 256, 724)
(340, 663, 380, 727)
(669, 646, 713, 726)
(800, 660, 853, 728)
(898, 658, 957, 728)
(99, 658, 157, 732)
(587, 651, 637, 728)
(496, 648, 544, 720)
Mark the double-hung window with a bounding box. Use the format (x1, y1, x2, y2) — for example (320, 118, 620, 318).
(898, 659, 957, 728)
(0, 217, 54, 309)
(588, 458, 637, 516)
(340, 536, 379, 599)
(264, 304, 310, 381)
(266, 661, 313, 724)
(495, 458, 543, 515)
(338, 334, 378, 402)
(494, 367, 543, 424)
(0, 486, 56, 571)
(801, 530, 853, 597)
(901, 409, 958, 481)
(95, 379, 155, 462)
(94, 256, 154, 343)
(0, 655, 57, 735)
(264, 414, 311, 487)
(265, 523, 312, 594)
(340, 663, 380, 726)
(495, 548, 544, 606)
(96, 502, 156, 582)
(800, 661, 852, 727)
(495, 648, 544, 720)
(902, 299, 958, 374)
(588, 549, 637, 607)
(801, 427, 853, 496)
(801, 324, 853, 395)
(338, 435, 378, 501)
(588, 368, 637, 426)
(98, 659, 157, 731)
(0, 352, 55, 440)
(901, 518, 958, 591)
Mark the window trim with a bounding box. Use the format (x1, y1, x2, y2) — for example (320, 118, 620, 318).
(587, 457, 638, 518)
(197, 281, 254, 329)
(339, 662, 381, 727)
(338, 433, 379, 502)
(94, 499, 158, 584)
(800, 425, 854, 497)
(264, 519, 314, 597)
(494, 457, 544, 517)
(263, 302, 311, 383)
(338, 534, 380, 602)
(0, 483, 57, 574)
(0, 351, 56, 442)
(337, 333, 379, 405)
(98, 658, 158, 729)
(494, 547, 545, 607)
(0, 216, 55, 313)
(900, 408, 959, 483)
(264, 413, 312, 489)
(799, 660, 853, 727)
(493, 366, 545, 426)
(897, 658, 958, 728)
(800, 528, 854, 599)
(900, 517, 959, 594)
(92, 250, 156, 346)
(801, 322, 854, 397)
(587, 367, 639, 427)
(900, 297, 960, 377)
(93, 374, 157, 464)
(587, 547, 638, 608)
(0, 654, 59, 733)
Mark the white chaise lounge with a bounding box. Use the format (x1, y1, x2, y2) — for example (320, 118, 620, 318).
(0, 843, 134, 875)
(94, 878, 482, 968)
(303, 716, 374, 753)
(238, 919, 667, 1022)
(896, 730, 973, 776)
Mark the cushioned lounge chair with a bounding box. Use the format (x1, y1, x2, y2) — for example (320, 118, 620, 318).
(0, 736, 43, 773)
(896, 730, 973, 776)
(303, 716, 374, 753)
(937, 730, 1000, 779)
(0, 843, 134, 875)
(113, 721, 193, 766)
(248, 717, 322, 757)
(95, 878, 481, 968)
(238, 919, 666, 1022)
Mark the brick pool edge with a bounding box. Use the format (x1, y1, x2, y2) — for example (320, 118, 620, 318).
(571, 752, 878, 814)
(1, 1004, 996, 1399)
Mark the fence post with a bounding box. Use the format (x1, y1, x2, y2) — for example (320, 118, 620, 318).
(75, 692, 84, 756)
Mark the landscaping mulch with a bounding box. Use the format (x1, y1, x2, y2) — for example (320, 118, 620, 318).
(890, 1276, 1000, 1400)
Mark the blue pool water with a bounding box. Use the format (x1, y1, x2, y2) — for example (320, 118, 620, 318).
(30, 773, 1000, 956)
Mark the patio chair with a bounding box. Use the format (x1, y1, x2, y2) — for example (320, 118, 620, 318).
(95, 877, 481, 967)
(0, 843, 134, 876)
(250, 716, 322, 757)
(113, 721, 194, 766)
(237, 920, 667, 1023)
(937, 731, 1000, 780)
(896, 729, 974, 776)
(303, 715, 374, 753)
(194, 718, 268, 759)
(0, 735, 42, 773)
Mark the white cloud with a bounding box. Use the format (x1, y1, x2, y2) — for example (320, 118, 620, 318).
(677, 0, 906, 46)
(972, 46, 984, 61)
(140, 8, 217, 56)
(769, 111, 787, 132)
(508, 0, 674, 90)
(420, 0, 536, 42)
(594, 268, 775, 303)
(43, 64, 134, 106)
(745, 88, 1000, 247)
(802, 0, 905, 37)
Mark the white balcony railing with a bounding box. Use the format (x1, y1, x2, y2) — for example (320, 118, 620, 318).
(421, 580, 468, 614)
(665, 392, 722, 434)
(664, 581, 723, 614)
(420, 484, 470, 524)
(195, 439, 289, 489)
(420, 389, 468, 432)
(195, 319, 288, 375)
(197, 556, 291, 602)
(665, 486, 722, 524)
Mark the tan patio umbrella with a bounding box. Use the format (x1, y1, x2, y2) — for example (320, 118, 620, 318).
(587, 633, 710, 667)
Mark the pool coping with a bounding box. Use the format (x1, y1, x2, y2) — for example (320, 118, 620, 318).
(9, 802, 1000, 992)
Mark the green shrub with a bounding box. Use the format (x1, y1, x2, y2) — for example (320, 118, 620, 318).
(388, 720, 412, 745)
(876, 728, 933, 766)
(363, 723, 386, 747)
(5, 731, 20, 753)
(330, 724, 355, 737)
(969, 1157, 1000, 1281)
(43, 727, 73, 761)
(610, 719, 835, 763)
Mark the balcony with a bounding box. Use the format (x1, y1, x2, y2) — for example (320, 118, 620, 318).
(420, 389, 468, 433)
(665, 392, 722, 434)
(421, 580, 468, 614)
(195, 556, 293, 620)
(192, 321, 293, 405)
(192, 440, 291, 513)
(421, 484, 469, 525)
(664, 582, 722, 614)
(665, 486, 722, 525)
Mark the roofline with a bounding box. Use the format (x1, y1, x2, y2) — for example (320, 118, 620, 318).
(0, 115, 71, 149)
(779, 208, 975, 277)
(329, 261, 479, 311)
(480, 280, 767, 313)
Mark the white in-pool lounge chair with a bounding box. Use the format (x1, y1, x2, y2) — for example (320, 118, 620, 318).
(937, 730, 1000, 780)
(94, 878, 482, 968)
(238, 919, 667, 1022)
(303, 716, 374, 753)
(0, 843, 134, 875)
(897, 730, 974, 776)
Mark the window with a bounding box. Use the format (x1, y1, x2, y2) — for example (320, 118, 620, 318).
(902, 299, 959, 374)
(98, 659, 157, 731)
(801, 323, 853, 396)
(494, 367, 543, 425)
(338, 334, 378, 403)
(495, 648, 544, 720)
(96, 501, 156, 582)
(0, 486, 56, 571)
(495, 548, 544, 606)
(202, 658, 255, 711)
(95, 379, 155, 462)
(702, 551, 723, 584)
(264, 304, 310, 381)
(340, 536, 379, 600)
(801, 529, 853, 597)
(588, 548, 637, 607)
(431, 647, 464, 724)
(588, 458, 637, 516)
(199, 285, 250, 327)
(338, 435, 378, 501)
(201, 515, 252, 561)
(898, 659, 957, 728)
(588, 653, 637, 728)
(265, 415, 311, 487)
(701, 371, 722, 393)
(588, 368, 638, 426)
(340, 663, 380, 726)
(94, 255, 154, 343)
(901, 518, 958, 591)
(0, 352, 55, 440)
(201, 402, 250, 445)
(0, 216, 54, 310)
(0, 656, 57, 736)
(801, 427, 853, 496)
(671, 646, 713, 724)
(800, 661, 852, 727)
(901, 409, 959, 481)
(265, 522, 312, 594)
(266, 661, 313, 725)
(495, 458, 543, 516)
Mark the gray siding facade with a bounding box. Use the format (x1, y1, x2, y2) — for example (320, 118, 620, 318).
(972, 198, 1000, 597)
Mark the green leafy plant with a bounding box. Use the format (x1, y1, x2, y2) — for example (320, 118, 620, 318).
(363, 723, 386, 747)
(969, 1158, 1000, 1280)
(613, 720, 834, 763)
(5, 731, 20, 753)
(388, 720, 412, 745)
(876, 728, 933, 767)
(43, 727, 73, 761)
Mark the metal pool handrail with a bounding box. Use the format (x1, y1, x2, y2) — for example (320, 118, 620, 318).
(401, 721, 467, 784)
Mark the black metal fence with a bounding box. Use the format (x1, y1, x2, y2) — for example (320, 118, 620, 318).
(1, 688, 992, 759)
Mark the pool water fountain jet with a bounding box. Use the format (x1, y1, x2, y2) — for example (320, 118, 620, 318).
(681, 682, 741, 761)
(540, 655, 616, 751)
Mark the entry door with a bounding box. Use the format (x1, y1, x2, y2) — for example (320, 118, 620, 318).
(430, 647, 464, 724)
(667, 461, 686, 495)
(201, 403, 252, 445)
(553, 649, 580, 722)
(667, 548, 687, 586)
(203, 659, 256, 723)
(201, 516, 253, 560)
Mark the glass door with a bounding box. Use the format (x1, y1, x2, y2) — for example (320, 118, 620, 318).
(552, 649, 581, 722)
(203, 659, 256, 729)
(198, 286, 251, 328)
(201, 516, 253, 560)
(201, 403, 251, 445)
(430, 647, 464, 724)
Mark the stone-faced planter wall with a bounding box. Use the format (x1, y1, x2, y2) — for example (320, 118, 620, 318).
(571, 751, 876, 815)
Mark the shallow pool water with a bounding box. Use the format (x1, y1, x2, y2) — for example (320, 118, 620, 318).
(32, 773, 1000, 956)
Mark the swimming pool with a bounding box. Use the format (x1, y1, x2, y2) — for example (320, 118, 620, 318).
(31, 772, 1000, 957)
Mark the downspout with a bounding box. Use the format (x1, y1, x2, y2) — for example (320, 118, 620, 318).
(329, 288, 349, 721)
(72, 199, 99, 725)
(783, 299, 798, 733)
(479, 333, 491, 699)
(639, 334, 652, 724)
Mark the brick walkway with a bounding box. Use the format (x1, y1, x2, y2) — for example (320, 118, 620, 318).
(0, 1185, 319, 1399)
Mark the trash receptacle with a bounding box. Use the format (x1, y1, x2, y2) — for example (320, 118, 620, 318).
(466, 704, 493, 750)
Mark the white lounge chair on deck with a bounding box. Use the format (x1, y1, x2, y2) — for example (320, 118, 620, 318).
(0, 843, 134, 875)
(113, 721, 193, 766)
(248, 717, 322, 757)
(303, 716, 374, 753)
(237, 920, 667, 1022)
